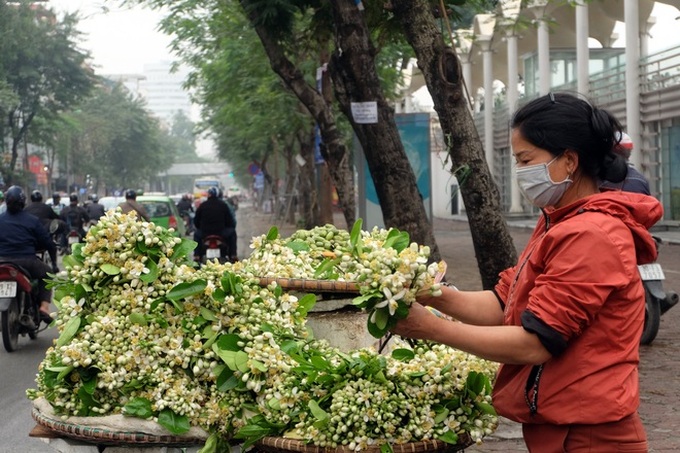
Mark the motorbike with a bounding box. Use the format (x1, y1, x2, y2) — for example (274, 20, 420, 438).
(0, 259, 44, 352)
(638, 237, 679, 345)
(180, 211, 195, 236)
(64, 228, 82, 255)
(202, 235, 232, 264)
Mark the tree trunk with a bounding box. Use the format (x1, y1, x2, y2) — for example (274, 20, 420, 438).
(239, 0, 356, 229)
(327, 0, 440, 262)
(390, 0, 517, 289)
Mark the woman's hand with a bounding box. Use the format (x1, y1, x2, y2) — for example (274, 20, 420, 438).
(390, 302, 442, 341)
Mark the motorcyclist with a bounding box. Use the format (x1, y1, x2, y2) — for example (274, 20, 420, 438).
(0, 186, 58, 325)
(600, 132, 651, 195)
(176, 193, 194, 234)
(85, 194, 106, 223)
(60, 193, 89, 240)
(118, 189, 150, 221)
(49, 193, 66, 216)
(193, 187, 237, 262)
(25, 190, 67, 249)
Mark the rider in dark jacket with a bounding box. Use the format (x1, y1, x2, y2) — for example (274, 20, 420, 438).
(60, 193, 90, 239)
(193, 187, 237, 261)
(85, 194, 106, 223)
(25, 190, 67, 250)
(0, 186, 58, 325)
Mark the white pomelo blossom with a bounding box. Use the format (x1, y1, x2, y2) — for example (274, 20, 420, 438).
(28, 211, 497, 453)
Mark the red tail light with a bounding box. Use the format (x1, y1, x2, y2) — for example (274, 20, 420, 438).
(169, 215, 178, 230)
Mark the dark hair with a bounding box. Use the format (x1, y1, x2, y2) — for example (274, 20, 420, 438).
(31, 190, 43, 203)
(511, 92, 628, 183)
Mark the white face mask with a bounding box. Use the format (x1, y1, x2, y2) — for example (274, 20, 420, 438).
(515, 156, 573, 207)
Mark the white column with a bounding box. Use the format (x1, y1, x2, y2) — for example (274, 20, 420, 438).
(624, 0, 641, 169)
(479, 37, 495, 172)
(575, 0, 590, 96)
(537, 18, 551, 95)
(506, 32, 523, 212)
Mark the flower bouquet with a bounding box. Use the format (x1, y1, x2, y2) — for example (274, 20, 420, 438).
(28, 211, 498, 453)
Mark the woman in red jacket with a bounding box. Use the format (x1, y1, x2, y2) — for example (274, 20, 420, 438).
(392, 92, 661, 452)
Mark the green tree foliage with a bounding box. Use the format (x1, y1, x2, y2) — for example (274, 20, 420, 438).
(168, 110, 203, 163)
(0, 1, 96, 185)
(58, 83, 175, 192)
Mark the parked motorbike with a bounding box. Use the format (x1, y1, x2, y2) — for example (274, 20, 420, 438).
(0, 260, 44, 352)
(638, 237, 679, 345)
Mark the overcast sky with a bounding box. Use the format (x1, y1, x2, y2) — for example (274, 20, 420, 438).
(49, 1, 680, 75)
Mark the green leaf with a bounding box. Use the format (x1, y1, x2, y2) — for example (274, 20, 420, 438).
(77, 386, 97, 416)
(310, 355, 329, 370)
(296, 293, 317, 317)
(286, 239, 310, 253)
(62, 254, 81, 269)
(173, 238, 197, 260)
(57, 365, 74, 381)
(313, 258, 340, 279)
(215, 334, 242, 352)
(129, 312, 147, 326)
(100, 263, 120, 275)
(437, 430, 459, 445)
(123, 397, 153, 419)
(199, 307, 218, 321)
(167, 279, 207, 301)
(374, 307, 389, 330)
(475, 401, 497, 416)
(267, 397, 281, 410)
(251, 360, 267, 372)
(197, 433, 219, 453)
(157, 409, 190, 434)
(139, 259, 159, 284)
(434, 407, 450, 423)
(367, 316, 389, 339)
(308, 400, 329, 421)
(380, 443, 394, 453)
(349, 218, 364, 256)
(56, 316, 81, 347)
(266, 226, 279, 241)
(391, 348, 415, 361)
(216, 368, 240, 392)
(383, 229, 410, 253)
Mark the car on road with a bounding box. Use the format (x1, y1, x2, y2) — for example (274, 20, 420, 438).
(99, 194, 186, 237)
(137, 194, 186, 237)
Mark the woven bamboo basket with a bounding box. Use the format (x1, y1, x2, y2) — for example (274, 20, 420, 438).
(257, 277, 361, 294)
(255, 435, 474, 453)
(31, 407, 206, 447)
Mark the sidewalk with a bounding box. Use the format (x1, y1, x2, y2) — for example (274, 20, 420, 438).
(235, 204, 680, 452)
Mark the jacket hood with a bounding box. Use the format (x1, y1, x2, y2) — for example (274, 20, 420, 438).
(546, 191, 663, 264)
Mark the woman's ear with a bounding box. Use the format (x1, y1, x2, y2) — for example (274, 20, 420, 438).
(564, 150, 579, 175)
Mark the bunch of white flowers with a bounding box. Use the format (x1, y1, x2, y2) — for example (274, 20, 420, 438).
(28, 212, 497, 453)
(239, 221, 446, 338)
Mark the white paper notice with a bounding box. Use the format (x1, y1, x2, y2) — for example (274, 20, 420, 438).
(351, 101, 378, 124)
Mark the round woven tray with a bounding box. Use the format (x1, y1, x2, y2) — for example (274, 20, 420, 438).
(257, 277, 361, 294)
(31, 408, 206, 447)
(255, 435, 473, 453)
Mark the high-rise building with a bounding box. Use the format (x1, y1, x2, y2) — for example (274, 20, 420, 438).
(139, 60, 192, 126)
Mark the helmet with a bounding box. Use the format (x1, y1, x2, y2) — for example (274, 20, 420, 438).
(5, 186, 26, 213)
(31, 190, 43, 202)
(207, 187, 219, 198)
(91, 194, 98, 203)
(125, 189, 137, 200)
(69, 193, 79, 203)
(614, 132, 633, 159)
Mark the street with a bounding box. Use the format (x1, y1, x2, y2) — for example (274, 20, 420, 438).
(2, 204, 680, 452)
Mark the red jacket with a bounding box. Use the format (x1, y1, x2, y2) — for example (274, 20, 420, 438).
(493, 191, 662, 425)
